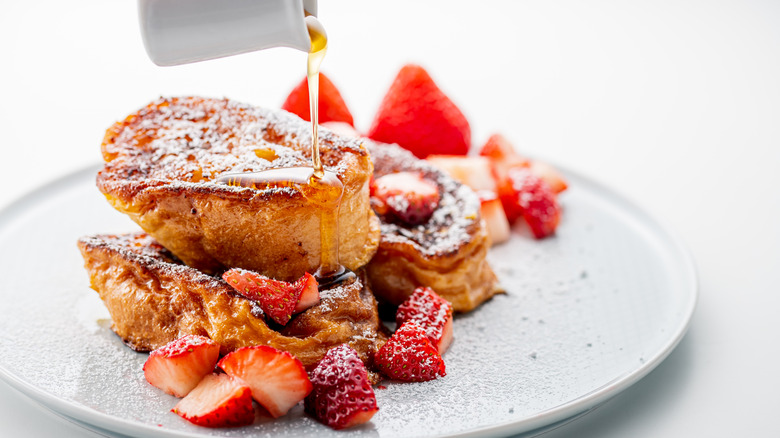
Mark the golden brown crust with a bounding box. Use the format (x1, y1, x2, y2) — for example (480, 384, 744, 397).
(365, 142, 503, 312)
(77, 233, 386, 369)
(97, 97, 380, 280)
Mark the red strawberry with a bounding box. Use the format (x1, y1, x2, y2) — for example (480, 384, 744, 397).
(374, 322, 446, 382)
(396, 287, 454, 354)
(480, 134, 568, 194)
(305, 344, 378, 430)
(367, 64, 471, 158)
(222, 268, 303, 325)
(281, 73, 354, 126)
(479, 134, 529, 183)
(172, 373, 254, 428)
(478, 190, 511, 246)
(218, 346, 312, 418)
(499, 167, 561, 238)
(370, 171, 440, 225)
(293, 272, 320, 313)
(143, 335, 220, 397)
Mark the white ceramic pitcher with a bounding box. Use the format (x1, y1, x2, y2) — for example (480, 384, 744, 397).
(138, 0, 318, 66)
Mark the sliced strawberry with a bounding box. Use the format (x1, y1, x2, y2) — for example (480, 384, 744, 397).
(367, 64, 470, 158)
(374, 322, 446, 382)
(499, 167, 561, 238)
(222, 268, 302, 325)
(479, 133, 529, 183)
(143, 335, 220, 398)
(396, 287, 454, 354)
(218, 345, 312, 418)
(305, 344, 378, 430)
(281, 73, 354, 126)
(293, 272, 320, 313)
(370, 171, 440, 225)
(425, 155, 497, 192)
(321, 121, 361, 138)
(529, 161, 568, 194)
(480, 134, 568, 194)
(478, 191, 511, 245)
(172, 373, 254, 428)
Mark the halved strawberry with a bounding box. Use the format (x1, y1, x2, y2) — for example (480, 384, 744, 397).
(374, 322, 446, 382)
(305, 344, 378, 430)
(396, 287, 454, 354)
(371, 171, 440, 225)
(218, 345, 312, 418)
(281, 73, 354, 126)
(478, 191, 511, 245)
(367, 64, 470, 158)
(293, 272, 320, 313)
(425, 155, 497, 192)
(222, 268, 303, 325)
(143, 335, 220, 397)
(172, 373, 254, 428)
(499, 167, 561, 238)
(480, 134, 568, 194)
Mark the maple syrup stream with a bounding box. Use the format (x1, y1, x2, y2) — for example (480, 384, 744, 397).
(218, 16, 353, 289)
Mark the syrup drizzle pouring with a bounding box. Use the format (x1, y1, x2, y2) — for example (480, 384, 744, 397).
(217, 15, 354, 288)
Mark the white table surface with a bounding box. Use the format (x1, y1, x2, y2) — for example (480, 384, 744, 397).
(1, 1, 778, 437)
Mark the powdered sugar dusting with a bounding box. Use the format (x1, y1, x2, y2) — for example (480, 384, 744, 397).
(100, 97, 368, 194)
(317, 283, 352, 313)
(396, 287, 452, 345)
(77, 233, 225, 290)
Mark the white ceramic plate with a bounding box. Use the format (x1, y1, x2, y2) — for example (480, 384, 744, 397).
(0, 165, 696, 438)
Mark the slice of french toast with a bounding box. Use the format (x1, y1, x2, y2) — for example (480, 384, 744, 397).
(77, 233, 386, 369)
(97, 97, 380, 281)
(365, 141, 503, 312)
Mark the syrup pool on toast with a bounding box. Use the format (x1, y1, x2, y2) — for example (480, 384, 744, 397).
(217, 16, 353, 287)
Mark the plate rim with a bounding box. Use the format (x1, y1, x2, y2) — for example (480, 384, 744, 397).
(0, 162, 698, 438)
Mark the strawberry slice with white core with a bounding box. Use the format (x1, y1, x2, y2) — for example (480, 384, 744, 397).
(396, 287, 454, 354)
(143, 335, 220, 397)
(478, 191, 511, 246)
(218, 345, 312, 418)
(305, 344, 378, 430)
(293, 272, 320, 313)
(172, 373, 255, 428)
(425, 155, 497, 192)
(371, 172, 440, 225)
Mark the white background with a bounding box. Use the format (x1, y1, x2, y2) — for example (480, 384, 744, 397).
(1, 0, 779, 436)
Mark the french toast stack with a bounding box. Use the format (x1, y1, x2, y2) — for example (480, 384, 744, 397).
(78, 96, 502, 370)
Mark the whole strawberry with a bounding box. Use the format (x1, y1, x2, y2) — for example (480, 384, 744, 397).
(396, 287, 454, 354)
(305, 344, 378, 430)
(281, 72, 354, 126)
(374, 322, 446, 382)
(368, 64, 471, 158)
